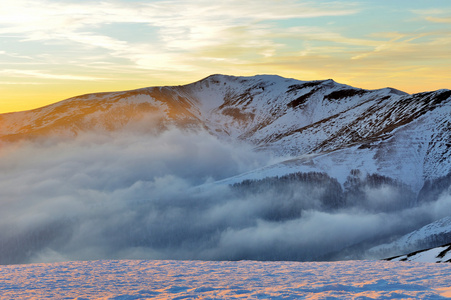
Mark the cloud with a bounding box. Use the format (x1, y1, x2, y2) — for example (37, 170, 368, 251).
(0, 0, 359, 70)
(0, 126, 449, 264)
(2, 0, 449, 98)
(0, 69, 107, 81)
(0, 128, 270, 263)
(425, 17, 451, 24)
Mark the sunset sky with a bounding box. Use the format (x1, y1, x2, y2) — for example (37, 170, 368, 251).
(1, 0, 450, 113)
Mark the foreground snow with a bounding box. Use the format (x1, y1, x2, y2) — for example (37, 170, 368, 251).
(1, 260, 451, 299)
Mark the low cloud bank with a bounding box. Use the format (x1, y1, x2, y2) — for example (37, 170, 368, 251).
(0, 128, 449, 264)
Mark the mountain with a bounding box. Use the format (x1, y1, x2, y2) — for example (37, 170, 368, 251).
(2, 74, 450, 192)
(1, 74, 451, 262)
(369, 216, 451, 259)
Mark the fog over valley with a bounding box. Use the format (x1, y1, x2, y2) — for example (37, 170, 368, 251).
(1, 126, 450, 264)
(0, 75, 451, 264)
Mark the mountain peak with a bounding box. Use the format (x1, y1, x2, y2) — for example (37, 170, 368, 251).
(1, 75, 450, 189)
(1, 74, 451, 263)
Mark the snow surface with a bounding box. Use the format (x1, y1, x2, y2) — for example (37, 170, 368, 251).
(1, 259, 451, 299)
(389, 245, 451, 263)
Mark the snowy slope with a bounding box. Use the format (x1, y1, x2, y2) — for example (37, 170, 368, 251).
(0, 75, 451, 258)
(1, 74, 450, 193)
(387, 243, 451, 263)
(369, 216, 451, 258)
(1, 259, 451, 299)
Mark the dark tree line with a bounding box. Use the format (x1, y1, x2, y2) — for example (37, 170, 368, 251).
(232, 170, 418, 218)
(344, 169, 417, 212)
(418, 172, 451, 203)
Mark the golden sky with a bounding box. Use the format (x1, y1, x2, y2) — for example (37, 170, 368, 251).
(1, 0, 450, 113)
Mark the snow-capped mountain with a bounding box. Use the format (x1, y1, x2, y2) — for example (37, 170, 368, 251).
(1, 74, 450, 192)
(1, 74, 451, 262)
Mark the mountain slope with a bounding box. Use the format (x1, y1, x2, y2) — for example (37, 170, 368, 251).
(0, 75, 451, 191)
(1, 74, 451, 263)
(1, 74, 450, 192)
(370, 216, 451, 258)
(386, 243, 451, 263)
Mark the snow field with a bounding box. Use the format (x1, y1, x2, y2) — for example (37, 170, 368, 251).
(1, 259, 451, 299)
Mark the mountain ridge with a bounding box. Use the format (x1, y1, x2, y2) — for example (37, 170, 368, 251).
(1, 74, 450, 191)
(1, 74, 451, 262)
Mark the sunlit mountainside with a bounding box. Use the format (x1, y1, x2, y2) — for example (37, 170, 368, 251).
(2, 74, 450, 186)
(0, 74, 450, 264)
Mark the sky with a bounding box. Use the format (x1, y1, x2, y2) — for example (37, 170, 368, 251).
(0, 0, 450, 113)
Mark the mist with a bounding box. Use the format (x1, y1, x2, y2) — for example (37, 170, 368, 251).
(0, 128, 449, 264)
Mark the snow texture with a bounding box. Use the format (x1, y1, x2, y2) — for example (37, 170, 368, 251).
(1, 259, 451, 299)
(387, 242, 451, 263)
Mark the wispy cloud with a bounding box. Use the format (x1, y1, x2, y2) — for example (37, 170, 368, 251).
(411, 7, 451, 24)
(0, 69, 106, 81)
(0, 0, 450, 112)
(350, 33, 430, 60)
(0, 0, 359, 69)
(425, 17, 451, 23)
